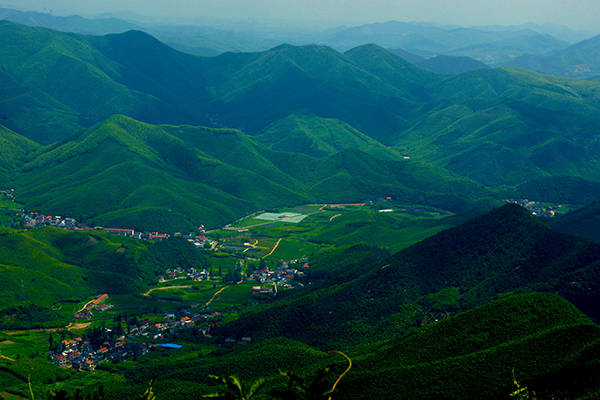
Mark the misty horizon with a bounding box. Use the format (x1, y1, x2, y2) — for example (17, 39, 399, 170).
(3, 0, 600, 34)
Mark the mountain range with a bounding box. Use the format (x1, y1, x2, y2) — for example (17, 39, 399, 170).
(3, 21, 600, 230)
(2, 10, 600, 400)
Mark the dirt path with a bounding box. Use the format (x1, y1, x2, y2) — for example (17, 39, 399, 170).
(67, 322, 92, 330)
(143, 285, 192, 296)
(329, 214, 342, 221)
(75, 299, 96, 313)
(0, 353, 15, 362)
(206, 286, 229, 306)
(262, 238, 282, 259)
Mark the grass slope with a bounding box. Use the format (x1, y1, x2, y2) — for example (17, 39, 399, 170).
(0, 226, 146, 312)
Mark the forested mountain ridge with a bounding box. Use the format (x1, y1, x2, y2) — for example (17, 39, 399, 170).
(219, 204, 600, 348)
(3, 20, 600, 228)
(10, 115, 492, 231)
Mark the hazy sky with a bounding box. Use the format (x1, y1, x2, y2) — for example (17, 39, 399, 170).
(7, 0, 600, 31)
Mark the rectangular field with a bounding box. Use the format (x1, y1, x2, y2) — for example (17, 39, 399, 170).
(253, 212, 308, 223)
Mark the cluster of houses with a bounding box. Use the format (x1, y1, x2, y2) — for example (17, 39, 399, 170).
(0, 188, 15, 199)
(20, 211, 192, 241)
(504, 198, 565, 217)
(53, 308, 248, 370)
(52, 337, 151, 370)
(159, 266, 211, 283)
(248, 258, 309, 292)
(74, 294, 114, 319)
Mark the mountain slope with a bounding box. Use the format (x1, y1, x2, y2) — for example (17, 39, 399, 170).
(0, 226, 146, 313)
(100, 293, 600, 400)
(0, 124, 40, 178)
(256, 111, 404, 159)
(547, 201, 600, 243)
(0, 21, 165, 143)
(415, 55, 489, 74)
(13, 115, 492, 232)
(395, 93, 600, 187)
(507, 34, 600, 78)
(0, 7, 137, 35)
(220, 204, 600, 348)
(342, 293, 600, 400)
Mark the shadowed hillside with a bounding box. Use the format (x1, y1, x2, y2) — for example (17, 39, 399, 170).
(220, 204, 600, 348)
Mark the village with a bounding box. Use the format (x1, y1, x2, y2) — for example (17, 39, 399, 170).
(504, 198, 567, 217)
(51, 255, 310, 370)
(20, 211, 211, 247)
(53, 296, 250, 370)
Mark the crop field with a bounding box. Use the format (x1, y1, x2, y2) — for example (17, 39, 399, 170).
(0, 330, 49, 359)
(263, 238, 321, 261)
(0, 197, 23, 227)
(215, 203, 459, 257)
(253, 212, 308, 223)
(144, 281, 257, 309)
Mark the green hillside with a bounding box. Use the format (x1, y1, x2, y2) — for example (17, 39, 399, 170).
(16, 293, 597, 400)
(11, 115, 493, 232)
(0, 21, 174, 143)
(514, 175, 600, 205)
(257, 111, 404, 159)
(341, 293, 600, 400)
(219, 204, 600, 348)
(395, 95, 600, 187)
(134, 295, 600, 400)
(547, 201, 600, 243)
(0, 226, 209, 326)
(0, 227, 145, 326)
(3, 22, 600, 230)
(2, 21, 600, 203)
(0, 124, 40, 186)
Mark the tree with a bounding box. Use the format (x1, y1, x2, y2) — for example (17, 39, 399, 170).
(204, 375, 265, 400)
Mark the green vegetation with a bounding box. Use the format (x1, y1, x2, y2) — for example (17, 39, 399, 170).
(3, 23, 600, 230)
(0, 227, 209, 317)
(8, 115, 494, 233)
(5, 293, 598, 400)
(219, 204, 600, 349)
(547, 201, 600, 243)
(1, 206, 600, 399)
(257, 111, 404, 160)
(3, 20, 600, 400)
